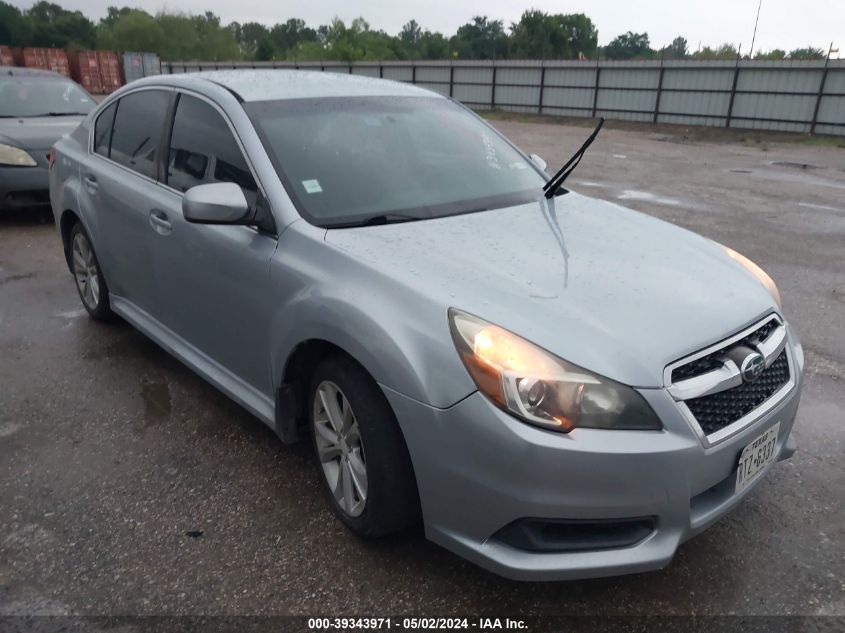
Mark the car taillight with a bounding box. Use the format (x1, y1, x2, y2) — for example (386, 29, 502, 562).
(48, 147, 56, 170)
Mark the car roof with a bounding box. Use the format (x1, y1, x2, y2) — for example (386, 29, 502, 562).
(151, 69, 444, 102)
(1, 66, 68, 80)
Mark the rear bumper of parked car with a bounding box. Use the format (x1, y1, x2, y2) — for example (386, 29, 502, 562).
(383, 328, 803, 581)
(0, 164, 51, 211)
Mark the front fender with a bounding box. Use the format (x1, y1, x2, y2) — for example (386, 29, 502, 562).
(268, 223, 476, 409)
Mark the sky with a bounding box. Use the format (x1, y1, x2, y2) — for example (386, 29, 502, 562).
(10, 0, 843, 54)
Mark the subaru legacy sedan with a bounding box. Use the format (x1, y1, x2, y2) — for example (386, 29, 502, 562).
(49, 70, 803, 581)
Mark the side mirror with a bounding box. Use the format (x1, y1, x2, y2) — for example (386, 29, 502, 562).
(182, 182, 249, 224)
(529, 153, 547, 172)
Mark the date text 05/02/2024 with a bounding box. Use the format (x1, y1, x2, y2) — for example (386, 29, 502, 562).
(307, 618, 528, 630)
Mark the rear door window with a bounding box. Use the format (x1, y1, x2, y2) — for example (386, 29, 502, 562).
(109, 89, 170, 179)
(166, 93, 257, 204)
(93, 101, 116, 157)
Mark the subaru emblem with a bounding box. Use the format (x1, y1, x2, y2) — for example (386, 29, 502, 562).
(741, 352, 766, 382)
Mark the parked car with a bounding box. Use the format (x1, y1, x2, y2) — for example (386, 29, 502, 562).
(1, 67, 96, 211)
(49, 71, 803, 581)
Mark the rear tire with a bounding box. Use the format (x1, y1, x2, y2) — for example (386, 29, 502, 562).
(69, 223, 114, 321)
(309, 354, 420, 538)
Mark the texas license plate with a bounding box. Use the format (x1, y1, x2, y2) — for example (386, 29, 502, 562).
(735, 422, 780, 494)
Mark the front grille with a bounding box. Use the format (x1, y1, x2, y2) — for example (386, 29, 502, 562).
(671, 317, 777, 383)
(685, 350, 790, 435)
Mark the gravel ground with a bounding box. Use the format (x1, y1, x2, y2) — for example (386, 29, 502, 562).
(0, 119, 843, 618)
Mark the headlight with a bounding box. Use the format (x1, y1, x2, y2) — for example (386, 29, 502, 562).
(722, 246, 781, 309)
(0, 143, 37, 167)
(448, 309, 662, 433)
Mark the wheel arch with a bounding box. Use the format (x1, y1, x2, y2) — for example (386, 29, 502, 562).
(275, 337, 395, 445)
(59, 209, 81, 270)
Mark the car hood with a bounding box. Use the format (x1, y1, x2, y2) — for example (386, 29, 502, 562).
(0, 116, 84, 150)
(325, 193, 779, 388)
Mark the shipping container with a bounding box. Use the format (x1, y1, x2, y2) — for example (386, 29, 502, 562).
(121, 51, 144, 84)
(70, 50, 104, 94)
(96, 50, 122, 93)
(142, 53, 161, 76)
(16, 47, 70, 77)
(121, 51, 161, 85)
(0, 45, 14, 67)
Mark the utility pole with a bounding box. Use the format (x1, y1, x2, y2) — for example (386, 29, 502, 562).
(749, 0, 762, 58)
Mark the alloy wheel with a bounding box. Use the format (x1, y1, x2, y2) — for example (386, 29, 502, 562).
(72, 232, 100, 311)
(313, 380, 368, 517)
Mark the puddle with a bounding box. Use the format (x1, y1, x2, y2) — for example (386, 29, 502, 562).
(617, 190, 681, 207)
(573, 181, 607, 188)
(0, 422, 22, 438)
(770, 161, 820, 170)
(798, 202, 844, 214)
(140, 377, 172, 425)
(612, 154, 627, 159)
(730, 169, 753, 174)
(55, 309, 86, 319)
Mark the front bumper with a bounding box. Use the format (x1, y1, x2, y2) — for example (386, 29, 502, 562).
(383, 329, 804, 581)
(1, 160, 50, 211)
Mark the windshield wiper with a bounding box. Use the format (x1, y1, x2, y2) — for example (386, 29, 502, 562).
(29, 111, 90, 117)
(542, 117, 605, 198)
(325, 212, 423, 228)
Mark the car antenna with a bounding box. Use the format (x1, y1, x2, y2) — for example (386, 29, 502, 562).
(542, 117, 605, 198)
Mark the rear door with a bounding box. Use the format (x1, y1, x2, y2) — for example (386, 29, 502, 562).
(148, 92, 278, 396)
(79, 88, 172, 315)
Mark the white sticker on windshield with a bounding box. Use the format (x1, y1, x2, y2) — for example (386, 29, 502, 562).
(302, 179, 323, 194)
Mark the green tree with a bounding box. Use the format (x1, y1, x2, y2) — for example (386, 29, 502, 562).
(254, 37, 274, 61)
(418, 31, 449, 59)
(25, 1, 96, 48)
(237, 21, 271, 59)
(270, 18, 318, 57)
(788, 47, 825, 60)
(400, 19, 422, 58)
(451, 16, 508, 59)
(754, 49, 786, 60)
(604, 31, 653, 60)
(662, 36, 688, 59)
(97, 10, 164, 53)
(692, 43, 738, 60)
(0, 2, 31, 45)
(510, 10, 597, 59)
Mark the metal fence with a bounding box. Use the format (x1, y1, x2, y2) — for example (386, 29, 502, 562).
(162, 58, 845, 136)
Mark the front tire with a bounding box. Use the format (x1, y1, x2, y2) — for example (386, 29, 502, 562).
(309, 354, 420, 538)
(69, 223, 114, 321)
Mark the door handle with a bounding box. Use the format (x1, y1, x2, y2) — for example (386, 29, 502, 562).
(148, 209, 172, 235)
(83, 174, 98, 193)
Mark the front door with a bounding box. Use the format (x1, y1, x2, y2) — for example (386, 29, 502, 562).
(147, 92, 278, 397)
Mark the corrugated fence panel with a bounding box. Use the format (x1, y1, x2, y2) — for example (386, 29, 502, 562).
(543, 67, 596, 87)
(542, 87, 593, 112)
(382, 65, 412, 82)
(453, 82, 493, 107)
(159, 59, 845, 135)
(496, 84, 540, 107)
(351, 65, 380, 78)
(661, 90, 731, 117)
(600, 68, 660, 89)
(737, 67, 822, 94)
(454, 66, 494, 85)
(415, 66, 450, 83)
(662, 67, 734, 90)
(496, 67, 541, 86)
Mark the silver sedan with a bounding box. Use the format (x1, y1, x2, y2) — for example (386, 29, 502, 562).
(49, 70, 803, 580)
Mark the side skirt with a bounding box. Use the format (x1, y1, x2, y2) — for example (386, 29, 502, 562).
(110, 294, 276, 427)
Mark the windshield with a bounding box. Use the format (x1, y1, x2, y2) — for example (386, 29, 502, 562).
(0, 77, 96, 118)
(245, 96, 545, 227)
